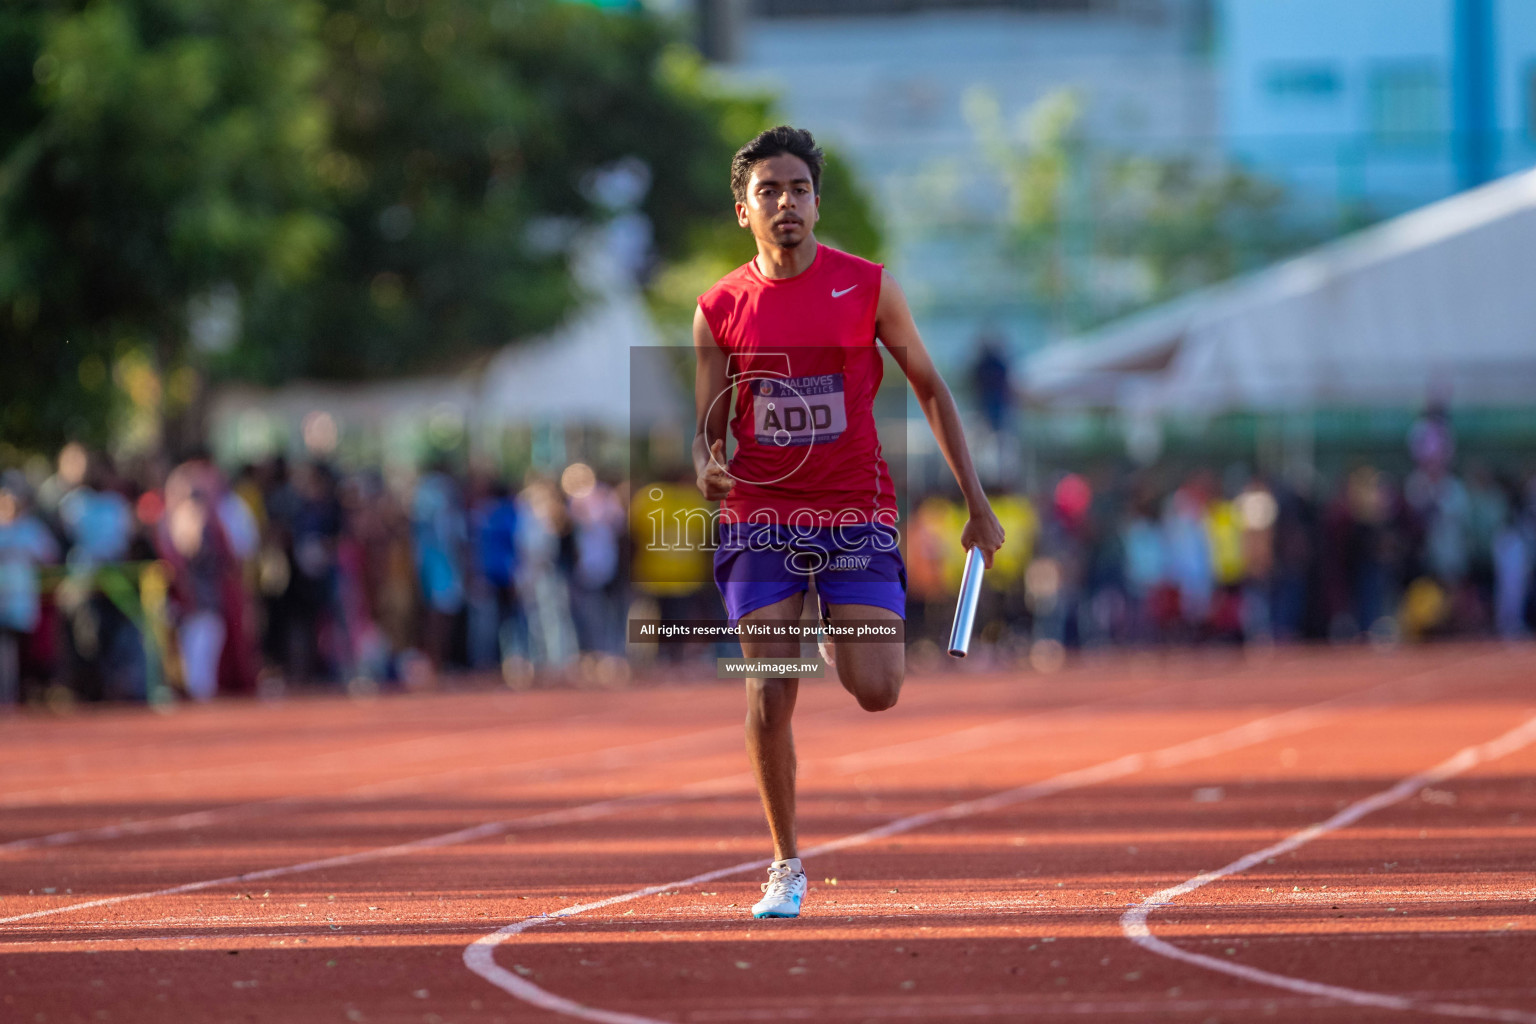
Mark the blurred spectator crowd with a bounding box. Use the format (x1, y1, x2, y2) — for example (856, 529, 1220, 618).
(907, 453, 1536, 664)
(0, 444, 630, 706)
(2, 426, 1534, 706)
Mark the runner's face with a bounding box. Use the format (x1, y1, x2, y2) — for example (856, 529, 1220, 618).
(736, 154, 819, 250)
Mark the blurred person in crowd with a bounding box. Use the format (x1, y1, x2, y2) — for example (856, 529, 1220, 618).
(228, 464, 270, 692)
(1204, 481, 1247, 640)
(1492, 475, 1534, 639)
(1269, 479, 1321, 640)
(1465, 464, 1508, 626)
(1407, 462, 1472, 590)
(517, 475, 577, 670)
(35, 441, 90, 523)
(1029, 474, 1092, 650)
(256, 456, 301, 684)
(474, 476, 527, 682)
(628, 476, 717, 663)
(1079, 470, 1128, 647)
(58, 449, 147, 701)
(564, 464, 625, 659)
(210, 459, 260, 695)
(412, 460, 468, 672)
(1120, 483, 1167, 643)
(158, 459, 238, 701)
(904, 495, 959, 646)
(232, 464, 268, 535)
(968, 331, 1018, 485)
(1326, 467, 1393, 639)
(1234, 479, 1279, 642)
(0, 474, 59, 706)
(58, 450, 134, 566)
(370, 479, 420, 668)
(970, 332, 1014, 435)
(335, 472, 391, 683)
(464, 469, 504, 671)
(1406, 402, 1472, 609)
(1408, 401, 1455, 475)
(289, 462, 350, 682)
(987, 490, 1038, 648)
(1163, 476, 1214, 636)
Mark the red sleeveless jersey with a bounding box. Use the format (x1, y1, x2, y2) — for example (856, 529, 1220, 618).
(699, 244, 897, 526)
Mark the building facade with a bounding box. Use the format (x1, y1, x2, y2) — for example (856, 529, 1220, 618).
(1220, 0, 1536, 216)
(713, 0, 1218, 367)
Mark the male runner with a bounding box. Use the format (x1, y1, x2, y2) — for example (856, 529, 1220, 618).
(694, 126, 1005, 919)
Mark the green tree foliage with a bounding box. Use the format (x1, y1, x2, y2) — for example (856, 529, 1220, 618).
(0, 0, 885, 451)
(0, 0, 333, 452)
(965, 87, 1338, 334)
(240, 2, 882, 379)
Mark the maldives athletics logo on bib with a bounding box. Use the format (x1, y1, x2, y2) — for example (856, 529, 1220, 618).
(752, 373, 848, 447)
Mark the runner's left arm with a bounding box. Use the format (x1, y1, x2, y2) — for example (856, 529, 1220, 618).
(875, 270, 1005, 567)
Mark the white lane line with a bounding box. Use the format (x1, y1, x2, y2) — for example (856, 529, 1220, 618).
(0, 718, 543, 808)
(462, 696, 1369, 1024)
(1121, 710, 1536, 1024)
(0, 677, 1204, 928)
(0, 722, 748, 854)
(0, 657, 1469, 934)
(0, 670, 1219, 855)
(0, 772, 759, 928)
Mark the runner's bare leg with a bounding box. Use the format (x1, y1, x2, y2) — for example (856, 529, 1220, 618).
(827, 602, 904, 711)
(740, 591, 806, 862)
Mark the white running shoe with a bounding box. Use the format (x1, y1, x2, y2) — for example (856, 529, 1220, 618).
(751, 858, 808, 919)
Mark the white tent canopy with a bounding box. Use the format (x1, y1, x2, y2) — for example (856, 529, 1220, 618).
(476, 287, 680, 431)
(1024, 167, 1536, 413)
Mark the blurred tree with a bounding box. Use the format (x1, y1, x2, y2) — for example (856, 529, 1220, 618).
(1098, 154, 1327, 310)
(238, 1, 881, 380)
(0, 0, 335, 452)
(965, 88, 1339, 334)
(0, 0, 885, 450)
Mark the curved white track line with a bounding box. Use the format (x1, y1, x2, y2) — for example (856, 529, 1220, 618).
(1121, 711, 1536, 1024)
(463, 698, 1356, 1023)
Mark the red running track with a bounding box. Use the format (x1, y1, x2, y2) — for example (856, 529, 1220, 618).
(2, 644, 1534, 1023)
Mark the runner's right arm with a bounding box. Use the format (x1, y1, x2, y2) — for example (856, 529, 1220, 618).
(692, 306, 736, 501)
(874, 271, 1004, 567)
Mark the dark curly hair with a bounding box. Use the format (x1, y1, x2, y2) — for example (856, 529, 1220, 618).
(730, 126, 824, 204)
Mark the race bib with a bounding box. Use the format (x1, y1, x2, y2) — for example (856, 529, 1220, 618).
(752, 373, 847, 447)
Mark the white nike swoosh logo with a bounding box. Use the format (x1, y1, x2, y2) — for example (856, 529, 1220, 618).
(831, 285, 858, 298)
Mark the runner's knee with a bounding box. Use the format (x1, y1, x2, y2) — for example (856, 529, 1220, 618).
(849, 669, 901, 712)
(746, 676, 796, 730)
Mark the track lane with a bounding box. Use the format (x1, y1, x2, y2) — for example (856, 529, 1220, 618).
(4, 645, 1534, 1024)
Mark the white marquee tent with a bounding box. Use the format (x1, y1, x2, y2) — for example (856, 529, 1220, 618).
(476, 286, 682, 431)
(1024, 167, 1536, 413)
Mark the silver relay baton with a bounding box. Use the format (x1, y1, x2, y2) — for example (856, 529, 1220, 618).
(947, 545, 986, 657)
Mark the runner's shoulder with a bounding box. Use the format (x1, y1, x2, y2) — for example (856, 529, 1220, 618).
(822, 246, 885, 309)
(697, 261, 758, 339)
(699, 260, 757, 306)
(820, 244, 883, 279)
